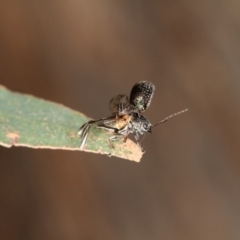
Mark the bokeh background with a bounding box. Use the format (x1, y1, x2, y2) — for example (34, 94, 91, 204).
(1, 1, 240, 239)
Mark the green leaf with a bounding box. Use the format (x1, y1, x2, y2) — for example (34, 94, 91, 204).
(0, 85, 142, 162)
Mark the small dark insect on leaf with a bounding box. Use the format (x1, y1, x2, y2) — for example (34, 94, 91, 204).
(78, 81, 188, 154)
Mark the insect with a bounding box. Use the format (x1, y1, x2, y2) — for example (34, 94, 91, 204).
(78, 81, 188, 153)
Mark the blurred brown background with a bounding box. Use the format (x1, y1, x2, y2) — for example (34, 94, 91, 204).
(1, 0, 240, 239)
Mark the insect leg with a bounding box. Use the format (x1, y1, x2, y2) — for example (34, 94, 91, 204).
(134, 132, 146, 153)
(78, 117, 115, 136)
(97, 124, 129, 149)
(138, 134, 145, 142)
(97, 123, 130, 154)
(78, 116, 116, 150)
(108, 134, 124, 147)
(97, 124, 119, 133)
(78, 122, 91, 150)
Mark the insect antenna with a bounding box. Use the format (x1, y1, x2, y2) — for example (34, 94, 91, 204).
(152, 109, 188, 128)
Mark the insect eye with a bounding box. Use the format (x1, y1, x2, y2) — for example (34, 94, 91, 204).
(143, 123, 148, 130)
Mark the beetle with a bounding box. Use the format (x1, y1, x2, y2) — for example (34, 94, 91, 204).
(78, 81, 188, 153)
